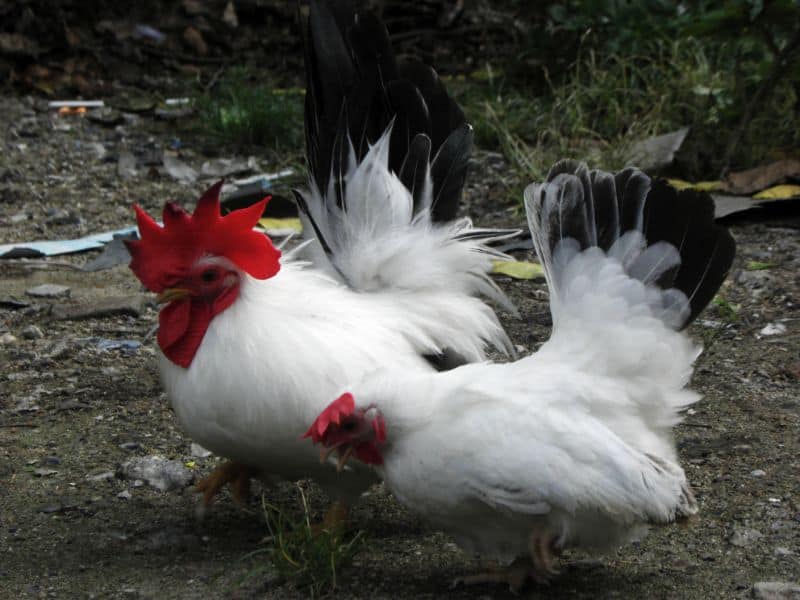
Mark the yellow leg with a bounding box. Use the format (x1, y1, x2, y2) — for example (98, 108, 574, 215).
(311, 500, 350, 536)
(194, 460, 258, 506)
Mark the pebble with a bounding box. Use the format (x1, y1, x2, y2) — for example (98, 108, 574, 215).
(730, 527, 764, 547)
(117, 490, 132, 500)
(760, 323, 787, 336)
(85, 471, 115, 482)
(33, 468, 58, 477)
(26, 284, 70, 298)
(751, 469, 767, 477)
(118, 442, 142, 451)
(190, 443, 212, 458)
(21, 324, 44, 339)
(752, 581, 800, 599)
(0, 333, 17, 345)
(118, 455, 192, 492)
(53, 296, 143, 321)
(774, 547, 795, 557)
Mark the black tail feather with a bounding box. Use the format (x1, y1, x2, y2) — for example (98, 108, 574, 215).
(303, 0, 470, 222)
(534, 161, 736, 328)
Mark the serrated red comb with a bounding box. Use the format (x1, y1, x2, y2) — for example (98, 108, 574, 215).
(303, 393, 356, 443)
(126, 180, 281, 292)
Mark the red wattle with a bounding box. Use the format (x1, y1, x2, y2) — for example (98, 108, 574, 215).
(158, 299, 214, 368)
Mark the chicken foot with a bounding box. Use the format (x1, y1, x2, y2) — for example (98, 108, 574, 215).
(451, 529, 561, 593)
(195, 460, 258, 506)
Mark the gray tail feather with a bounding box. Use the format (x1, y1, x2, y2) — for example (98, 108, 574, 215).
(524, 160, 736, 329)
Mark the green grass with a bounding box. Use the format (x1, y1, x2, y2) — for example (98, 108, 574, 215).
(241, 488, 364, 597)
(196, 67, 304, 156)
(451, 37, 799, 188)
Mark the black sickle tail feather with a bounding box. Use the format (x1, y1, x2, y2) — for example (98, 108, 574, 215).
(302, 0, 471, 223)
(535, 160, 736, 328)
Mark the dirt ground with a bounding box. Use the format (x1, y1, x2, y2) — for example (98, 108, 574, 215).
(0, 93, 798, 600)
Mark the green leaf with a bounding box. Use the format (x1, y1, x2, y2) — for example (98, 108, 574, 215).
(492, 260, 545, 280)
(745, 260, 776, 271)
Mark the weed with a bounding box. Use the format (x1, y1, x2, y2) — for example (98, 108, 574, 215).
(241, 487, 364, 597)
(196, 67, 304, 156)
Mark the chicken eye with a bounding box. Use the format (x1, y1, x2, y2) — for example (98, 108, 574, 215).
(341, 420, 357, 432)
(200, 269, 218, 283)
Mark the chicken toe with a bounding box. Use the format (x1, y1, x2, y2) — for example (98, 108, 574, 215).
(195, 460, 258, 506)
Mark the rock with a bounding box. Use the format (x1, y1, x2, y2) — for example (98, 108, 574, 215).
(117, 151, 137, 179)
(760, 323, 787, 336)
(752, 581, 800, 599)
(736, 270, 773, 289)
(163, 153, 198, 184)
(751, 469, 767, 477)
(774, 547, 795, 557)
(53, 296, 143, 320)
(33, 468, 58, 477)
(44, 208, 81, 226)
(0, 332, 18, 345)
(117, 490, 132, 500)
(26, 284, 70, 298)
(119, 442, 142, 451)
(200, 157, 255, 178)
(21, 324, 44, 339)
(118, 455, 192, 492)
(85, 470, 115, 482)
(190, 443, 212, 458)
(730, 527, 763, 547)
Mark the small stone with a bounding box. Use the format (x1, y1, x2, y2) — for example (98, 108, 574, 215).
(760, 323, 787, 336)
(752, 581, 800, 599)
(118, 455, 192, 492)
(118, 442, 141, 451)
(85, 471, 115, 482)
(117, 490, 132, 500)
(751, 469, 767, 477)
(730, 527, 763, 547)
(774, 547, 795, 557)
(26, 284, 70, 298)
(21, 325, 44, 339)
(33, 468, 58, 477)
(0, 333, 17, 345)
(53, 296, 143, 321)
(190, 443, 212, 458)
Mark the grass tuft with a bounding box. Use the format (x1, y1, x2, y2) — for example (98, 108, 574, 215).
(241, 487, 364, 597)
(196, 67, 304, 155)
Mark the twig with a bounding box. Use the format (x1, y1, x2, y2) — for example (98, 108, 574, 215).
(719, 28, 800, 178)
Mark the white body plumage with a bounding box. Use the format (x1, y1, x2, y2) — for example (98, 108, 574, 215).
(337, 189, 709, 562)
(158, 138, 512, 501)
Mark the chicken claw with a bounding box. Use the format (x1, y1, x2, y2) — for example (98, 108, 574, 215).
(195, 460, 258, 506)
(451, 559, 537, 595)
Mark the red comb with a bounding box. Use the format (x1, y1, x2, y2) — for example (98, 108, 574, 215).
(126, 180, 281, 292)
(303, 393, 355, 443)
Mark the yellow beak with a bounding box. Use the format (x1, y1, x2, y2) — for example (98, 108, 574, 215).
(156, 288, 192, 304)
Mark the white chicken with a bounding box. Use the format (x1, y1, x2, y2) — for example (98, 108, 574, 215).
(306, 161, 736, 589)
(125, 0, 515, 517)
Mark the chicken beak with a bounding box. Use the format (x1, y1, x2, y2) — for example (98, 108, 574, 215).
(336, 446, 355, 472)
(156, 288, 192, 304)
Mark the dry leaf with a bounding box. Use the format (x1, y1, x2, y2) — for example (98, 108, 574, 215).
(723, 159, 800, 195)
(753, 184, 800, 200)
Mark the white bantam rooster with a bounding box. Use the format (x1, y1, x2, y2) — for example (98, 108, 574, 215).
(306, 160, 736, 590)
(125, 0, 514, 518)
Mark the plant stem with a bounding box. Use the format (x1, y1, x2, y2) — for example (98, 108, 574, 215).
(719, 28, 800, 178)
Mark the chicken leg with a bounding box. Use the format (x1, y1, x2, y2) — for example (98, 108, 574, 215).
(452, 529, 561, 593)
(195, 460, 258, 506)
(310, 500, 350, 537)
